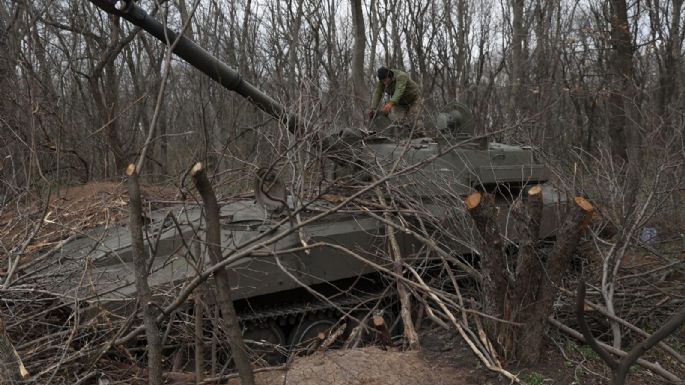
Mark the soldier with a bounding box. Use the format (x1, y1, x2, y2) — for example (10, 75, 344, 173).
(367, 67, 423, 132)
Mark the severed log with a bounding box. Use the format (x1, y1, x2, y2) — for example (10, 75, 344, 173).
(0, 316, 29, 384)
(320, 322, 347, 351)
(191, 162, 255, 385)
(465, 192, 509, 333)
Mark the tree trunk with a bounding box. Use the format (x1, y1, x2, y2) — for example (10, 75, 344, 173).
(511, 185, 544, 306)
(465, 192, 508, 335)
(510, 0, 527, 117)
(657, 0, 682, 119)
(504, 185, 544, 359)
(607, 0, 635, 163)
(466, 191, 593, 364)
(191, 162, 255, 385)
(126, 164, 163, 385)
(517, 196, 593, 363)
(194, 240, 205, 385)
(287, 0, 305, 93)
(351, 0, 367, 114)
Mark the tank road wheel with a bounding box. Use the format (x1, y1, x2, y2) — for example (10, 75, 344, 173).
(289, 314, 339, 354)
(242, 322, 287, 366)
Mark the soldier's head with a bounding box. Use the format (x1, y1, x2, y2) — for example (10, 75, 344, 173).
(377, 67, 393, 86)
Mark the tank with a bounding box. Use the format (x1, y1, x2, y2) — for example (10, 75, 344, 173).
(45, 0, 566, 361)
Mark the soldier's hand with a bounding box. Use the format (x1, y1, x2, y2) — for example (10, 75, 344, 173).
(382, 102, 394, 115)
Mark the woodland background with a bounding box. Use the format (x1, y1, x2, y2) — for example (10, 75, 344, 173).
(1, 0, 682, 186)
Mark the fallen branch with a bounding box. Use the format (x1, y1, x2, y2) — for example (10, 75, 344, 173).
(404, 264, 520, 383)
(3, 190, 51, 288)
(548, 317, 682, 383)
(375, 186, 419, 350)
(576, 280, 685, 385)
(0, 316, 29, 383)
(559, 286, 685, 365)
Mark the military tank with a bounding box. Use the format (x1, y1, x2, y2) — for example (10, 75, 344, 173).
(45, 0, 566, 364)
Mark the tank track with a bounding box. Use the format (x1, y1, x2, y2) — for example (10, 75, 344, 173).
(237, 290, 393, 325)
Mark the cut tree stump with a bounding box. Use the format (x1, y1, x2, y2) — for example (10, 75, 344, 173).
(191, 162, 256, 385)
(465, 191, 508, 333)
(466, 189, 595, 364)
(516, 195, 593, 363)
(372, 314, 394, 347)
(511, 185, 544, 311)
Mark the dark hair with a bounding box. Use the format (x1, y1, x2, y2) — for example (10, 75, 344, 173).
(377, 67, 392, 80)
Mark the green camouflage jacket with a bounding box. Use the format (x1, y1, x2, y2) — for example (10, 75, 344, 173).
(370, 69, 420, 110)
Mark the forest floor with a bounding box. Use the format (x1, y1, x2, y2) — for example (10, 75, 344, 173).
(1, 182, 683, 385)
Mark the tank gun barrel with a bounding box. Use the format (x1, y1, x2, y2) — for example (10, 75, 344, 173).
(89, 0, 300, 133)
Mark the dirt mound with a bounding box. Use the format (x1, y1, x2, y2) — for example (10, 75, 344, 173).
(226, 347, 479, 385)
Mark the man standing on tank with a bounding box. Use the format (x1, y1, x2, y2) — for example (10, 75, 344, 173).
(367, 67, 423, 132)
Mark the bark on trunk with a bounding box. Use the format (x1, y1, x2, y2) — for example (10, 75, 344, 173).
(351, 0, 366, 110)
(510, 0, 527, 117)
(191, 162, 255, 385)
(194, 238, 205, 385)
(194, 285, 205, 385)
(607, 0, 634, 162)
(466, 191, 593, 364)
(511, 185, 543, 305)
(126, 164, 163, 385)
(465, 192, 509, 334)
(504, 185, 544, 359)
(657, 0, 682, 118)
(517, 196, 593, 363)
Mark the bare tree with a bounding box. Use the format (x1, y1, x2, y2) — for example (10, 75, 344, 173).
(606, 0, 635, 163)
(509, 0, 528, 117)
(351, 0, 367, 115)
